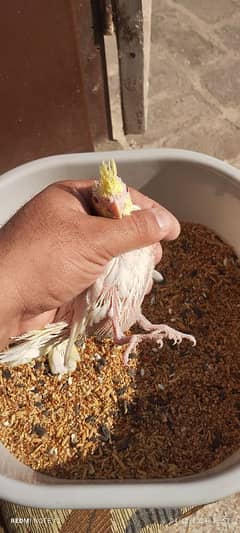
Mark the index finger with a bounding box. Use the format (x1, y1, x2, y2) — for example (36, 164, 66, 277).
(129, 187, 180, 241)
(128, 187, 160, 210)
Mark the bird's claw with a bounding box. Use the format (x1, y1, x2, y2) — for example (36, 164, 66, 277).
(120, 325, 196, 364)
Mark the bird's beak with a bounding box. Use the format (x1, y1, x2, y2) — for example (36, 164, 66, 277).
(108, 199, 123, 219)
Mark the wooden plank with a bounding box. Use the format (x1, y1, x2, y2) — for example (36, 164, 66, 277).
(0, 1, 113, 175)
(70, 0, 113, 144)
(0, 1, 93, 174)
(100, 0, 114, 36)
(112, 0, 152, 134)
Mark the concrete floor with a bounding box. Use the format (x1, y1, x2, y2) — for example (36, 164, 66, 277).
(106, 0, 240, 530)
(108, 0, 240, 173)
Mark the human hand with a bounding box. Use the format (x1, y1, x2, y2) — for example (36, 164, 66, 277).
(0, 180, 180, 346)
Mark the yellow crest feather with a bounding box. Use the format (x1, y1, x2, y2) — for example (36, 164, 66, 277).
(98, 160, 124, 197)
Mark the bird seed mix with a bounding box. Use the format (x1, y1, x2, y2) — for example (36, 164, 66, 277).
(0, 222, 240, 480)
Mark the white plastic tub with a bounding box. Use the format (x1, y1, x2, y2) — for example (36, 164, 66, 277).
(0, 148, 239, 508)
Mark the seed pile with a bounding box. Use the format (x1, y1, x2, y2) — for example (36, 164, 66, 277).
(0, 222, 240, 479)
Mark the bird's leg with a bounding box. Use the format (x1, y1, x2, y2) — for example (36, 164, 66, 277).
(107, 292, 153, 364)
(137, 313, 196, 347)
(111, 315, 139, 365)
(110, 313, 141, 366)
(108, 292, 129, 345)
(107, 290, 140, 364)
(107, 292, 196, 366)
(114, 316, 195, 365)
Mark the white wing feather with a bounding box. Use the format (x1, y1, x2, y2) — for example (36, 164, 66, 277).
(0, 322, 68, 366)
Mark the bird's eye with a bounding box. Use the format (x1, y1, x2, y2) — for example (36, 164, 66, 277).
(93, 195, 99, 203)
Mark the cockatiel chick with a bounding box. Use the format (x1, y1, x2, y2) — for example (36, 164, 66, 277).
(0, 160, 195, 374)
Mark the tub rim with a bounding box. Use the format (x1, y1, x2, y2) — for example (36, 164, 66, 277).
(0, 147, 240, 507)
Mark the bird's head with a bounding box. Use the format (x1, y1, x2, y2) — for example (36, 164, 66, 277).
(92, 160, 134, 219)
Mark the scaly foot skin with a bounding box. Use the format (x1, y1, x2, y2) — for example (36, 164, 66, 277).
(121, 316, 196, 365)
(144, 324, 196, 347)
(111, 309, 196, 365)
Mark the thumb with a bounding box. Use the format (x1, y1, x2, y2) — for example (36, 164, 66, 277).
(94, 206, 180, 259)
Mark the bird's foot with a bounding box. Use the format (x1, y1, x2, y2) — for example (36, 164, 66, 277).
(139, 324, 196, 348)
(119, 316, 196, 365)
(113, 334, 140, 365)
(138, 314, 196, 347)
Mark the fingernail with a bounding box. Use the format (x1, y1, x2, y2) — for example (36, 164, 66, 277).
(150, 207, 171, 231)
